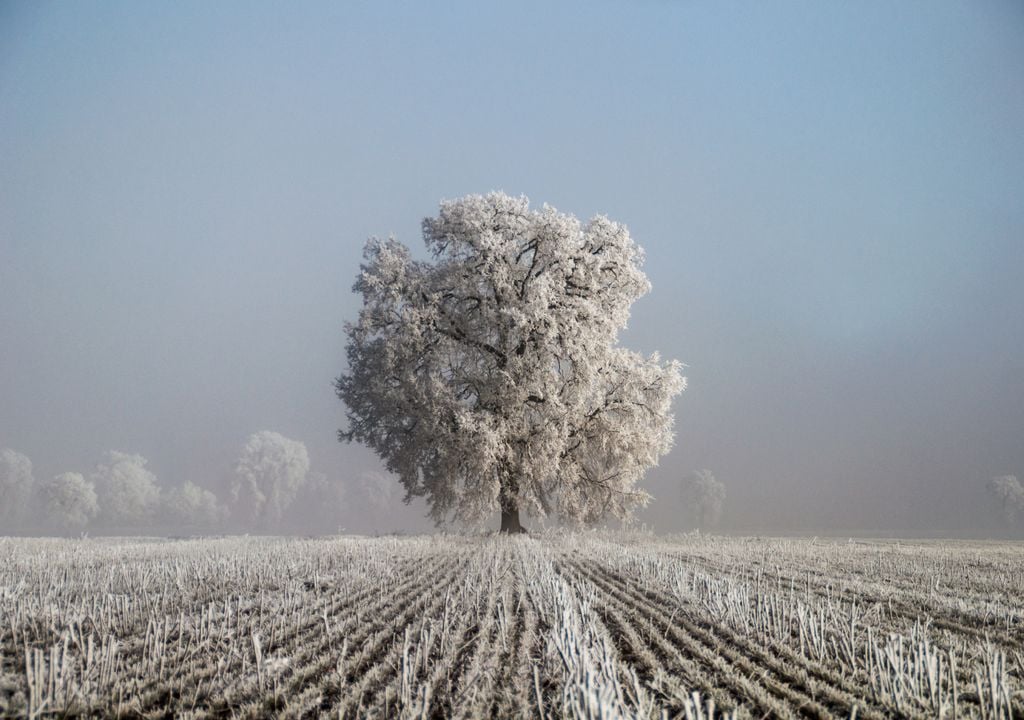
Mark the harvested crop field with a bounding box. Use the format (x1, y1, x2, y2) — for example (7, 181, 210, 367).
(1, 534, 1022, 719)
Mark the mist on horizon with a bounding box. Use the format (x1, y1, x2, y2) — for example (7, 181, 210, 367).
(2, 2, 1022, 538)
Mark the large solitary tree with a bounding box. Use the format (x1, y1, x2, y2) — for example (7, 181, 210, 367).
(337, 193, 684, 532)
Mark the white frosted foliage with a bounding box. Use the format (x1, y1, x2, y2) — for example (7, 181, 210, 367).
(232, 431, 310, 527)
(337, 192, 685, 527)
(91, 451, 161, 526)
(988, 475, 1024, 525)
(163, 481, 224, 529)
(41, 472, 99, 529)
(0, 448, 35, 529)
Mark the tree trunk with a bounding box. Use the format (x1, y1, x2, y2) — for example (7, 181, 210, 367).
(499, 506, 527, 534)
(498, 462, 527, 534)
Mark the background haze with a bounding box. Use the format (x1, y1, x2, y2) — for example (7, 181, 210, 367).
(2, 1, 1022, 536)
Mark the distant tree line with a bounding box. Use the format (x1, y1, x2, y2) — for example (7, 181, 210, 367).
(676, 470, 1024, 535)
(0, 433, 396, 536)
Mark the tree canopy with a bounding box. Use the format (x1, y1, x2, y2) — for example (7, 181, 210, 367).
(988, 475, 1024, 527)
(232, 431, 310, 528)
(0, 448, 35, 531)
(91, 451, 160, 527)
(41, 472, 99, 531)
(337, 193, 684, 531)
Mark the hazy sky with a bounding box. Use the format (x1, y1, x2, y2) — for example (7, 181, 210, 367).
(2, 1, 1022, 535)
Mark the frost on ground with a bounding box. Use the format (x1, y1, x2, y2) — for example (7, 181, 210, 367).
(1, 533, 1022, 719)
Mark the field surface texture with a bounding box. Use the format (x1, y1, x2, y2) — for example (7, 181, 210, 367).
(1, 534, 1022, 719)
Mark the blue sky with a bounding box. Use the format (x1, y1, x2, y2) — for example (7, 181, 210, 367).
(2, 1, 1023, 533)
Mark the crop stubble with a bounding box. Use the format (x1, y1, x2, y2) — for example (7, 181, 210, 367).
(1, 533, 1021, 718)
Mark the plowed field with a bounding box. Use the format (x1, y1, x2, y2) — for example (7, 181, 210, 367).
(2, 534, 1021, 718)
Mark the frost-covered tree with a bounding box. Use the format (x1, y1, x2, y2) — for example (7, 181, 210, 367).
(162, 481, 225, 530)
(91, 451, 161, 526)
(232, 431, 310, 528)
(337, 193, 685, 532)
(686, 469, 726, 531)
(0, 448, 35, 531)
(987, 475, 1024, 526)
(40, 472, 99, 530)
